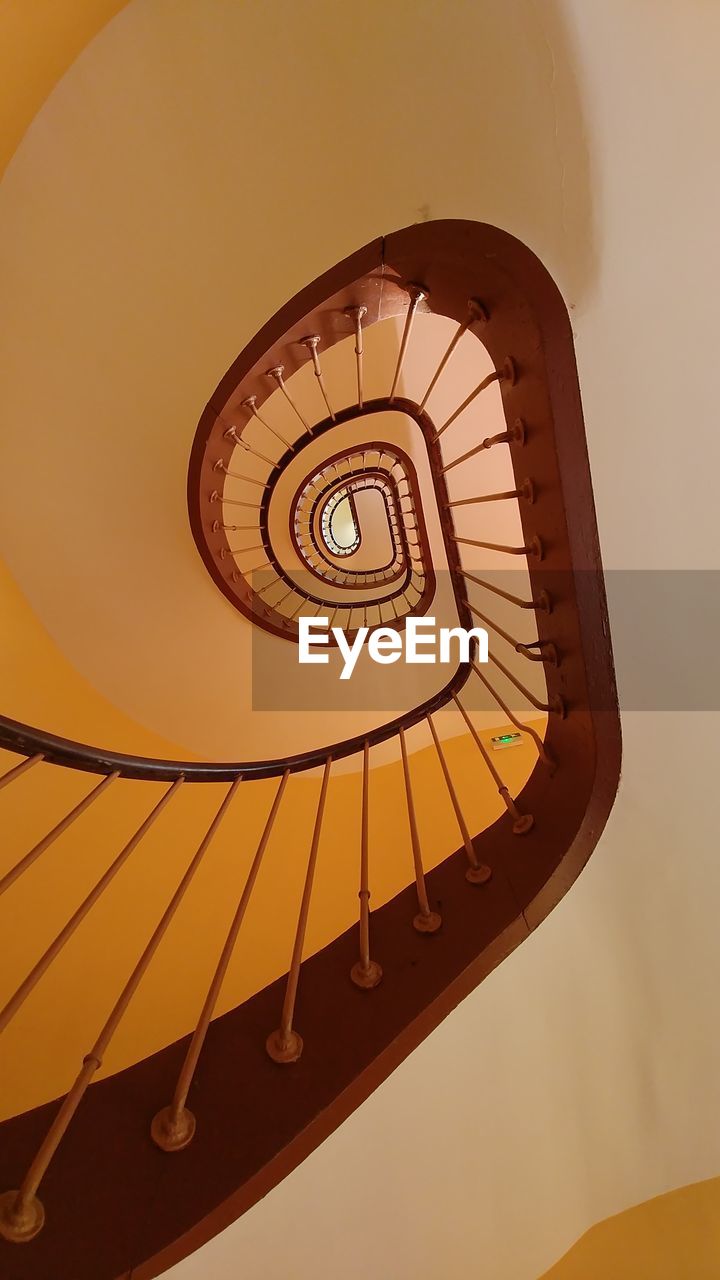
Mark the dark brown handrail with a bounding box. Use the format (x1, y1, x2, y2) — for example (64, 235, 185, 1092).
(0, 662, 472, 782)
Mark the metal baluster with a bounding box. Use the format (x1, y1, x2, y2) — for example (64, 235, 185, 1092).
(389, 284, 428, 402)
(0, 772, 119, 899)
(266, 367, 313, 436)
(426, 715, 491, 884)
(213, 461, 269, 487)
(457, 568, 551, 613)
(439, 418, 525, 473)
(152, 771, 289, 1151)
(0, 776, 241, 1244)
(470, 660, 554, 771)
(350, 742, 382, 988)
(223, 425, 277, 467)
(487, 651, 566, 717)
(399, 727, 441, 933)
(0, 780, 184, 1035)
(463, 597, 558, 666)
(451, 533, 543, 559)
(301, 336, 335, 421)
(211, 490, 262, 512)
(446, 478, 534, 508)
(267, 757, 332, 1063)
(346, 306, 367, 407)
(452, 695, 534, 834)
(0, 754, 43, 792)
(419, 298, 487, 410)
(434, 359, 515, 439)
(241, 395, 295, 451)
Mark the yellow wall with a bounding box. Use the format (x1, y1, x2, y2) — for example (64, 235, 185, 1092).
(540, 1177, 720, 1280)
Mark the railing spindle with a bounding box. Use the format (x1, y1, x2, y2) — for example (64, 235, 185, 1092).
(434, 360, 514, 439)
(452, 694, 534, 834)
(399, 727, 441, 933)
(212, 521, 260, 534)
(463, 597, 558, 666)
(487, 650, 566, 717)
(389, 284, 428, 402)
(469, 659, 554, 771)
(350, 741, 382, 988)
(256, 572, 283, 598)
(418, 298, 487, 411)
(266, 366, 313, 437)
(345, 305, 366, 407)
(266, 757, 332, 1063)
(301, 336, 335, 422)
(224, 425, 277, 468)
(0, 779, 184, 1035)
(152, 771, 289, 1151)
(0, 776, 241, 1243)
(0, 753, 43, 792)
(213, 462, 269, 488)
(452, 533, 543, 559)
(458, 568, 551, 614)
(446, 478, 534, 507)
(0, 771, 119, 899)
(211, 491, 262, 512)
(426, 714, 491, 885)
(221, 544, 266, 558)
(241, 395, 295, 451)
(439, 419, 525, 473)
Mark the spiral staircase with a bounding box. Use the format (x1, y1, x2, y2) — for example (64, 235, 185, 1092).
(0, 219, 620, 1279)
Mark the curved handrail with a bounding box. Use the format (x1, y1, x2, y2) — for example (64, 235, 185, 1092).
(0, 661, 471, 782)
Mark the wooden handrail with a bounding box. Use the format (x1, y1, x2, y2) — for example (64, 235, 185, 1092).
(0, 663, 471, 782)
